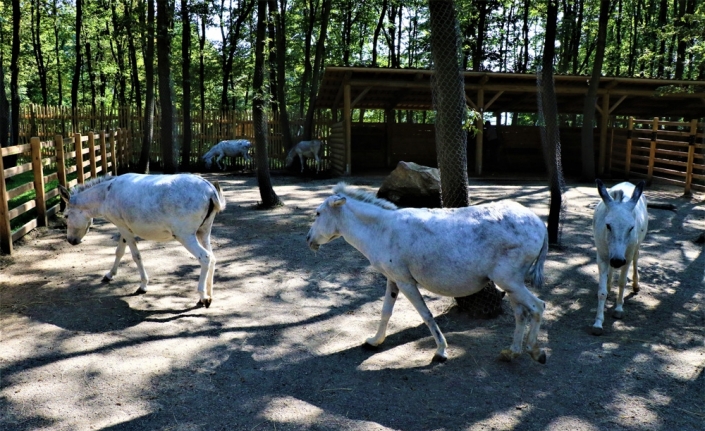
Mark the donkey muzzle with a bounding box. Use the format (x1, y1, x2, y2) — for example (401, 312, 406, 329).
(609, 257, 627, 268)
(67, 237, 82, 246)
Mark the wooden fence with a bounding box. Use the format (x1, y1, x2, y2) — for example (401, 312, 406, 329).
(19, 105, 332, 172)
(609, 117, 705, 195)
(0, 130, 123, 255)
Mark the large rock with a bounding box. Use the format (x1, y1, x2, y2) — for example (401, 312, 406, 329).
(377, 161, 442, 208)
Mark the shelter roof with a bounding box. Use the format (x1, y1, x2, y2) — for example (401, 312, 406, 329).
(315, 66, 705, 118)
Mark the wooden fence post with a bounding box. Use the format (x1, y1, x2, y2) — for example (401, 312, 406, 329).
(647, 117, 659, 185)
(683, 119, 698, 197)
(31, 137, 48, 227)
(88, 131, 97, 180)
(75, 132, 85, 184)
(0, 144, 12, 255)
(625, 117, 634, 179)
(55, 134, 67, 211)
(99, 131, 108, 175)
(110, 129, 118, 176)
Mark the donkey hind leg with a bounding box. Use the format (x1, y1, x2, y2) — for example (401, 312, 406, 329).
(103, 236, 128, 283)
(592, 259, 611, 335)
(196, 226, 215, 302)
(179, 234, 215, 308)
(298, 153, 305, 172)
(631, 249, 641, 293)
(501, 284, 546, 363)
(123, 235, 149, 294)
(396, 281, 448, 363)
(365, 279, 400, 349)
(612, 263, 631, 319)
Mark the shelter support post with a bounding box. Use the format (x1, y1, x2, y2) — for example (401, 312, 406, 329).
(598, 93, 610, 175)
(343, 82, 351, 175)
(475, 88, 484, 175)
(625, 117, 633, 179)
(31, 137, 47, 228)
(647, 117, 659, 185)
(684, 119, 698, 197)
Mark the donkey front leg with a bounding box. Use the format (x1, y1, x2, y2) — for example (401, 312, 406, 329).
(103, 236, 128, 283)
(365, 279, 400, 349)
(592, 258, 610, 335)
(180, 235, 215, 308)
(631, 249, 641, 293)
(612, 262, 631, 319)
(124, 235, 149, 294)
(397, 281, 448, 363)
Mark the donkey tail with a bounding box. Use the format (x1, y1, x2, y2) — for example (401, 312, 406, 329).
(528, 231, 548, 288)
(211, 181, 226, 212)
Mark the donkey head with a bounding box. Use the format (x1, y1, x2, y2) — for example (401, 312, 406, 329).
(306, 195, 346, 251)
(595, 179, 645, 268)
(59, 185, 94, 246)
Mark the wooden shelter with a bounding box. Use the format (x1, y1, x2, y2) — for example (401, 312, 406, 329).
(315, 66, 705, 176)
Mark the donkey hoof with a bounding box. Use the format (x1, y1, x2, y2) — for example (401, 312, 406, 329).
(612, 310, 624, 319)
(431, 354, 447, 363)
(362, 342, 380, 351)
(591, 326, 604, 336)
(535, 350, 547, 364)
(632, 286, 640, 294)
(102, 276, 111, 283)
(499, 349, 518, 362)
(201, 298, 212, 308)
(134, 287, 147, 295)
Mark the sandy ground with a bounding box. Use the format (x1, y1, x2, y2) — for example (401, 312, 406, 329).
(1, 173, 704, 431)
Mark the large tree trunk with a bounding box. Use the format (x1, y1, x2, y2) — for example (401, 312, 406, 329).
(0, 54, 11, 157)
(299, 0, 317, 119)
(428, 0, 469, 208)
(472, 0, 487, 71)
(580, 0, 609, 180)
(371, 0, 388, 67)
(71, 0, 82, 112)
(138, 0, 156, 173)
(268, 0, 293, 151)
(52, 0, 64, 106)
(253, 0, 282, 208)
(539, 0, 564, 245)
(157, 0, 177, 173)
(180, 0, 192, 171)
(303, 0, 332, 140)
(125, 0, 142, 121)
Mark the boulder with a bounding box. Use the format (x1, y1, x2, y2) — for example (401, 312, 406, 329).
(377, 161, 442, 208)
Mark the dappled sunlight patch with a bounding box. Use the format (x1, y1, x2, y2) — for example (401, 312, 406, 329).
(546, 416, 600, 431)
(656, 346, 705, 381)
(357, 339, 447, 370)
(607, 395, 662, 429)
(260, 396, 393, 430)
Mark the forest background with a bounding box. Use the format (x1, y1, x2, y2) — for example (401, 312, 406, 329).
(0, 0, 704, 171)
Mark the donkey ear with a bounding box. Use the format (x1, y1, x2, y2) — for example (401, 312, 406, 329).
(629, 181, 645, 204)
(58, 185, 71, 203)
(595, 179, 612, 204)
(330, 196, 346, 208)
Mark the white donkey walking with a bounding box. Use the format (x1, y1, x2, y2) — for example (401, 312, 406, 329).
(286, 140, 322, 173)
(307, 183, 549, 363)
(202, 139, 252, 170)
(59, 173, 226, 308)
(591, 179, 648, 335)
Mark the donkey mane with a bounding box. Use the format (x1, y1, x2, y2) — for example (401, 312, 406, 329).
(333, 182, 397, 210)
(72, 175, 116, 194)
(610, 189, 626, 202)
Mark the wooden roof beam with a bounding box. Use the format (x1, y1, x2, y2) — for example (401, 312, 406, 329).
(350, 87, 372, 109)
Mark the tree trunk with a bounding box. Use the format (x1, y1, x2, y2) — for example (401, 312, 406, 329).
(268, 0, 293, 151)
(219, 0, 255, 110)
(539, 0, 564, 245)
(85, 42, 98, 121)
(199, 9, 206, 114)
(580, 0, 609, 180)
(138, 0, 156, 173)
(52, 0, 64, 106)
(181, 0, 192, 171)
(303, 0, 332, 140)
(253, 0, 282, 208)
(30, 0, 49, 105)
(125, 0, 142, 121)
(299, 0, 317, 118)
(372, 0, 388, 67)
(0, 54, 11, 156)
(71, 0, 82, 112)
(428, 0, 469, 208)
(10, 0, 21, 153)
(473, 0, 487, 71)
(157, 0, 177, 173)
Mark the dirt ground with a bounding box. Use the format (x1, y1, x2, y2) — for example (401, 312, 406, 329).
(1, 173, 704, 431)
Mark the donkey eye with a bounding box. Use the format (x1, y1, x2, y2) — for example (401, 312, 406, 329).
(606, 224, 612, 231)
(315, 211, 320, 217)
(628, 226, 634, 232)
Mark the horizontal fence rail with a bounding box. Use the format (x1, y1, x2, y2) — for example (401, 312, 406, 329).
(0, 130, 120, 255)
(609, 117, 705, 195)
